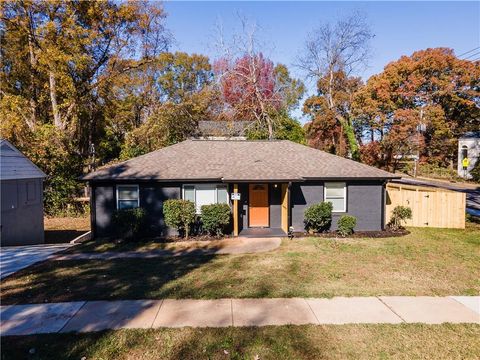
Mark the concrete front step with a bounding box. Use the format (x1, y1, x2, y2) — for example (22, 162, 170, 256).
(1, 296, 479, 336)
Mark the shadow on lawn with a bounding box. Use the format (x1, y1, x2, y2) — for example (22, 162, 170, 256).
(0, 254, 217, 305)
(0, 326, 327, 360)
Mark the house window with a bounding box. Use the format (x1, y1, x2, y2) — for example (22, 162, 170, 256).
(116, 185, 139, 209)
(324, 182, 347, 212)
(182, 184, 229, 213)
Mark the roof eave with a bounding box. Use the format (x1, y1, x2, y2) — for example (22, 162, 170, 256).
(302, 175, 401, 181)
(221, 178, 305, 183)
(83, 177, 224, 183)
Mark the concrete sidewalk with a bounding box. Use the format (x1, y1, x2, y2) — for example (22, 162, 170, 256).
(1, 296, 478, 336)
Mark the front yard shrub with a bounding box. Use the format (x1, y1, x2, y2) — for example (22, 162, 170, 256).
(388, 205, 412, 231)
(112, 208, 147, 241)
(470, 159, 480, 182)
(201, 203, 231, 236)
(163, 199, 196, 238)
(304, 202, 333, 233)
(337, 215, 357, 237)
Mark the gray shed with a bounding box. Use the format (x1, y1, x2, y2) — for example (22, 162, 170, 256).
(1, 139, 46, 246)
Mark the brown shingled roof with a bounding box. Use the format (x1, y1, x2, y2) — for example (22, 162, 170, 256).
(83, 140, 399, 181)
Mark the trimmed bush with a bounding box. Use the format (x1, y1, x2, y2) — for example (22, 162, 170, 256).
(201, 203, 231, 236)
(112, 208, 147, 241)
(337, 215, 357, 237)
(304, 202, 333, 233)
(470, 159, 480, 182)
(388, 205, 412, 231)
(163, 199, 196, 238)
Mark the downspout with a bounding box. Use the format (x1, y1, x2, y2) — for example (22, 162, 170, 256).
(381, 180, 388, 230)
(288, 182, 292, 228)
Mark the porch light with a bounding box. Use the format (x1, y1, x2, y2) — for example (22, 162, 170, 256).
(274, 184, 278, 188)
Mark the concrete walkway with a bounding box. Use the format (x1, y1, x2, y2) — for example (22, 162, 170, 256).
(0, 243, 73, 279)
(1, 296, 478, 336)
(54, 237, 282, 261)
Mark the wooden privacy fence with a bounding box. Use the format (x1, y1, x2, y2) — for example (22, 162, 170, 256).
(386, 183, 466, 229)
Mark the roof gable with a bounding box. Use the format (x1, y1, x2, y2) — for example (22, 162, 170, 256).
(0, 139, 46, 180)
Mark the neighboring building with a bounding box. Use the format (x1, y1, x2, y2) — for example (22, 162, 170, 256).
(0, 139, 46, 246)
(83, 140, 399, 238)
(458, 132, 480, 179)
(194, 120, 251, 140)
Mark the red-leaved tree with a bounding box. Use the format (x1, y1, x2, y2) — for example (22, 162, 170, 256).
(214, 53, 285, 139)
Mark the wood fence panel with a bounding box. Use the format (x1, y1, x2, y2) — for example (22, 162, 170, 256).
(386, 183, 465, 229)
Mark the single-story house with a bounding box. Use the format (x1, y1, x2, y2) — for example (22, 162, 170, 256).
(83, 140, 399, 238)
(1, 139, 46, 246)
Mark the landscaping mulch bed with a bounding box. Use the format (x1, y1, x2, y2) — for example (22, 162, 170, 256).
(293, 229, 410, 239)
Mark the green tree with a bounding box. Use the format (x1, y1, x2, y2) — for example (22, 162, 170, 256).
(246, 111, 306, 144)
(119, 52, 216, 158)
(1, 0, 170, 214)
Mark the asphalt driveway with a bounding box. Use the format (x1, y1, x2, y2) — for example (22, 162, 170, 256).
(0, 244, 72, 279)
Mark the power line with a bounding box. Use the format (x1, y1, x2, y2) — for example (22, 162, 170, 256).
(463, 51, 480, 60)
(457, 46, 480, 57)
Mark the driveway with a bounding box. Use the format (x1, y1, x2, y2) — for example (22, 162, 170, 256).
(0, 244, 72, 279)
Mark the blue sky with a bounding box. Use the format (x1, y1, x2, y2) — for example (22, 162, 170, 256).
(163, 1, 480, 119)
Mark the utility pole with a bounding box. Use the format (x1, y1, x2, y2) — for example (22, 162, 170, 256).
(413, 108, 426, 178)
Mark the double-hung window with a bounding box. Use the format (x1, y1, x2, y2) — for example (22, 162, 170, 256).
(324, 182, 346, 212)
(183, 184, 229, 213)
(116, 185, 140, 209)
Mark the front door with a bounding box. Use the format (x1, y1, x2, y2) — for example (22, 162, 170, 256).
(249, 184, 269, 227)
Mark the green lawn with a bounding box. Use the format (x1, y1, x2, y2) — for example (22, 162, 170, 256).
(2, 226, 479, 304)
(2, 324, 479, 360)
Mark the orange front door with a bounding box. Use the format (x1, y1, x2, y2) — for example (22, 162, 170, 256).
(249, 184, 269, 227)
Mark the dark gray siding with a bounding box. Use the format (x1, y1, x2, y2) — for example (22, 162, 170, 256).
(91, 179, 386, 238)
(342, 181, 384, 231)
(239, 183, 248, 232)
(1, 178, 44, 246)
(93, 185, 115, 237)
(291, 182, 324, 231)
(269, 184, 282, 228)
(141, 184, 181, 236)
(291, 180, 384, 232)
(92, 182, 181, 238)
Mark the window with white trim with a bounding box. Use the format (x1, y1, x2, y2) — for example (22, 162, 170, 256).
(324, 182, 346, 212)
(116, 185, 139, 209)
(182, 184, 229, 213)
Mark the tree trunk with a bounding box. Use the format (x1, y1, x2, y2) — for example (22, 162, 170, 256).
(26, 24, 37, 130)
(49, 70, 63, 129)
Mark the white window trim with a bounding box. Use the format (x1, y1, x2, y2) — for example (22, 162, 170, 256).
(116, 184, 140, 210)
(324, 182, 347, 213)
(182, 184, 229, 214)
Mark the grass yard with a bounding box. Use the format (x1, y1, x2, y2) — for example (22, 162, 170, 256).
(44, 216, 90, 244)
(2, 324, 479, 360)
(2, 225, 479, 304)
